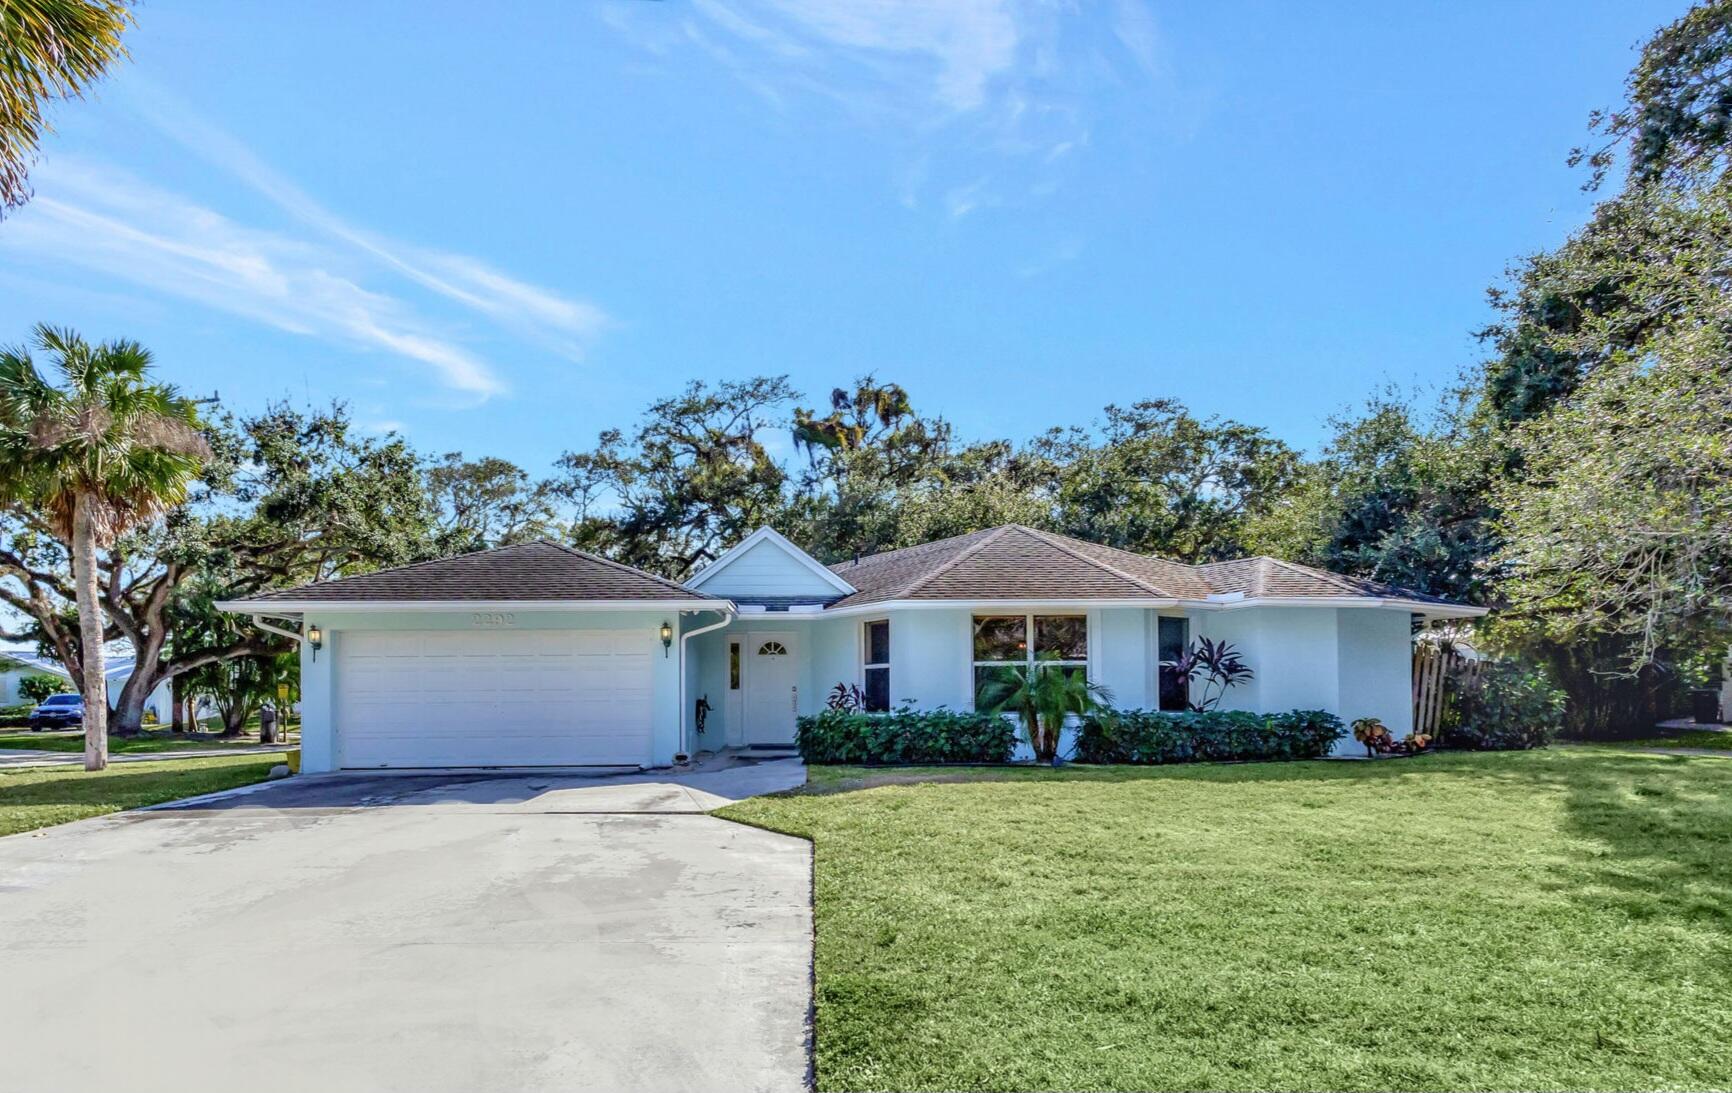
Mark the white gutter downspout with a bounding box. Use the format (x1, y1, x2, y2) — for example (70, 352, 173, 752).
(677, 606, 736, 762)
(246, 613, 305, 644)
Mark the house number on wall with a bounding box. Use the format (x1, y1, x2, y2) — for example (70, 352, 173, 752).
(471, 611, 518, 628)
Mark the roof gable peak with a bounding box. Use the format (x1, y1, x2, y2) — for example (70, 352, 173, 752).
(684, 526, 856, 595)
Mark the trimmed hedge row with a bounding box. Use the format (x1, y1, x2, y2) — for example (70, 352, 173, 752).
(796, 706, 1347, 765)
(1074, 709, 1346, 764)
(796, 707, 1017, 764)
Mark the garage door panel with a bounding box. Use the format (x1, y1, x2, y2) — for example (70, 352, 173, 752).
(336, 628, 656, 768)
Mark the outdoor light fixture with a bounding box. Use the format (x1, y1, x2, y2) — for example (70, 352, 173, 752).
(659, 620, 674, 656)
(307, 624, 323, 662)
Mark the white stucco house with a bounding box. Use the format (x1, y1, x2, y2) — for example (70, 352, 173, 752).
(218, 524, 1486, 772)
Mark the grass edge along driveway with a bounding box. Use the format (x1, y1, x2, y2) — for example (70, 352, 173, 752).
(719, 749, 1732, 1092)
(0, 753, 286, 837)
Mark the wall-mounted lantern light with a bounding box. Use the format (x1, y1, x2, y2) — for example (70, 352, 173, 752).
(659, 620, 674, 657)
(307, 624, 323, 662)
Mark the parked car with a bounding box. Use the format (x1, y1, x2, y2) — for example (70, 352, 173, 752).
(28, 694, 83, 731)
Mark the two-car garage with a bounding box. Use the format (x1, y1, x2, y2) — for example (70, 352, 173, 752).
(335, 629, 656, 768)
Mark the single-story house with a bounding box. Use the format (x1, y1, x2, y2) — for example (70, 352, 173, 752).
(0, 646, 172, 719)
(219, 524, 1485, 772)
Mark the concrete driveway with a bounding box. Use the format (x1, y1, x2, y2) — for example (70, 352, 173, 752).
(0, 761, 811, 1093)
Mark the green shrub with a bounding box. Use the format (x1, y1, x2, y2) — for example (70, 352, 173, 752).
(797, 707, 1018, 765)
(1445, 660, 1563, 751)
(17, 674, 62, 705)
(1074, 708, 1346, 764)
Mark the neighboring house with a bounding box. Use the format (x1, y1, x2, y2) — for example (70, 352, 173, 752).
(220, 525, 1485, 772)
(0, 647, 172, 720)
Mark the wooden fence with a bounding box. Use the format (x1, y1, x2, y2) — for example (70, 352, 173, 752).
(1412, 644, 1483, 736)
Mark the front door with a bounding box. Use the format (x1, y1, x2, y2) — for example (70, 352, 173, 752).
(744, 631, 798, 745)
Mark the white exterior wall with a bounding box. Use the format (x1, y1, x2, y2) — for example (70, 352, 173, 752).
(808, 617, 857, 707)
(887, 609, 972, 709)
(1337, 608, 1414, 742)
(296, 609, 686, 773)
(1191, 608, 1264, 713)
(1093, 608, 1152, 710)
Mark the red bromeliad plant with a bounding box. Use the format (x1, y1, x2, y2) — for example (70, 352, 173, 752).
(1169, 637, 1254, 712)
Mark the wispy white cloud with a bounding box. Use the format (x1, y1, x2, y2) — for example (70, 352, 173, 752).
(127, 86, 609, 358)
(2, 160, 505, 401)
(603, 0, 1169, 217)
(1111, 0, 1162, 79)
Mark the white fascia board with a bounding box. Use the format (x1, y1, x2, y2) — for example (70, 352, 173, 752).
(816, 596, 1487, 618)
(215, 599, 732, 614)
(682, 526, 857, 595)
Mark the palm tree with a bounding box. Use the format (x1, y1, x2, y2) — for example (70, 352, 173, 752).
(0, 325, 208, 769)
(1, 0, 132, 215)
(978, 658, 1116, 764)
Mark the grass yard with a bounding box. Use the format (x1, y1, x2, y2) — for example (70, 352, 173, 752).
(0, 753, 286, 837)
(1593, 729, 1732, 751)
(721, 750, 1732, 1091)
(0, 729, 295, 754)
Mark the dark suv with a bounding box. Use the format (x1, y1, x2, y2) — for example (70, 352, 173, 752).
(28, 693, 84, 731)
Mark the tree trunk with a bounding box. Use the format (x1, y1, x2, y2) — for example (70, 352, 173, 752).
(109, 676, 150, 737)
(71, 494, 108, 771)
(218, 698, 253, 737)
(171, 676, 185, 732)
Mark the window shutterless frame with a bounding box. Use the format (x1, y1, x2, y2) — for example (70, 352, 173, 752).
(1157, 615, 1189, 711)
(861, 618, 890, 712)
(970, 613, 1087, 709)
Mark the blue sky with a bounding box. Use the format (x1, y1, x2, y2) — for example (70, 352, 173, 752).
(0, 0, 1685, 471)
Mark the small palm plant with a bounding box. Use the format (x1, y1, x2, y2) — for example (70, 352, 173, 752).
(978, 657, 1115, 764)
(0, 326, 209, 770)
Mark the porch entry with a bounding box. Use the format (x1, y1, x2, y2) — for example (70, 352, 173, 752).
(744, 630, 798, 745)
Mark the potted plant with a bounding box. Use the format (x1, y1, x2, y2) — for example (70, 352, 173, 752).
(978, 657, 1115, 765)
(1351, 717, 1394, 757)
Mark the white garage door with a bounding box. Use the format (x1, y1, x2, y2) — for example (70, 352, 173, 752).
(335, 629, 655, 768)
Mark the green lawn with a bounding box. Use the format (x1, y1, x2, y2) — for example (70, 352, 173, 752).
(721, 750, 1732, 1091)
(1594, 729, 1732, 751)
(0, 729, 296, 754)
(0, 753, 285, 837)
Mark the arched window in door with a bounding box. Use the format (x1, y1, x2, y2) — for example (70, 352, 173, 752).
(757, 641, 789, 656)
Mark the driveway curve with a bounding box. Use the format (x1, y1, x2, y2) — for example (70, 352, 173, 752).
(0, 761, 811, 1093)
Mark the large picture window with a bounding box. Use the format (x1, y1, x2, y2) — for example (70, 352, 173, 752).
(862, 620, 890, 712)
(1157, 616, 1189, 711)
(972, 614, 1088, 708)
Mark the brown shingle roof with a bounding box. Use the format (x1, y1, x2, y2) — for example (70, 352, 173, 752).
(1196, 556, 1458, 605)
(239, 541, 717, 604)
(828, 524, 1460, 609)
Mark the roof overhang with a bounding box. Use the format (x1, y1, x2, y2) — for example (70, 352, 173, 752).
(216, 599, 735, 615)
(815, 596, 1489, 619)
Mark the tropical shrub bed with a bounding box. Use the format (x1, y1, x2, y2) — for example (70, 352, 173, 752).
(1445, 660, 1564, 750)
(796, 707, 1017, 765)
(1074, 709, 1345, 764)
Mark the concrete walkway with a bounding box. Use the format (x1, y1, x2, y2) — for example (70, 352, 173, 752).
(0, 759, 812, 1093)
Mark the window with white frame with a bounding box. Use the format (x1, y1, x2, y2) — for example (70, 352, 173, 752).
(1157, 615, 1189, 711)
(862, 619, 890, 712)
(972, 614, 1087, 708)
